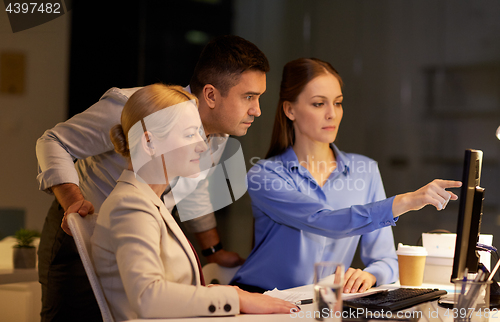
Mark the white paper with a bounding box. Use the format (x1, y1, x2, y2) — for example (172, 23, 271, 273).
(264, 288, 312, 303)
(264, 286, 387, 303)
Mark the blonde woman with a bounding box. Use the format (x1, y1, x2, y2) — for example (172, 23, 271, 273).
(90, 84, 296, 321)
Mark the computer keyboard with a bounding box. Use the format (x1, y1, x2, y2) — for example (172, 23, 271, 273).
(343, 288, 447, 311)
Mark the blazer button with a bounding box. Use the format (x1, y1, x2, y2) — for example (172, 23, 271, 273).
(209, 305, 216, 313)
(224, 304, 231, 312)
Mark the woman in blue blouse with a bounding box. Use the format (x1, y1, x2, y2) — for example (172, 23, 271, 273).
(231, 58, 461, 294)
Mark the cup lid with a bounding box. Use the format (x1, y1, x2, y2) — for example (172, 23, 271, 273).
(396, 243, 428, 256)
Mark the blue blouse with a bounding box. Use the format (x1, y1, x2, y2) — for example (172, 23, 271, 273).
(231, 144, 398, 291)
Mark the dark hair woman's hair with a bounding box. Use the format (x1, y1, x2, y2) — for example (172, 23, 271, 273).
(265, 58, 343, 159)
(190, 35, 270, 97)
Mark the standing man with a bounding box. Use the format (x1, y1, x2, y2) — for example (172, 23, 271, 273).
(36, 35, 269, 322)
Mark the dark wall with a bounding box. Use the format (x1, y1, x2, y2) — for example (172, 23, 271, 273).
(68, 0, 232, 118)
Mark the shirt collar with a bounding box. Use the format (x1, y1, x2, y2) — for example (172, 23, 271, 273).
(332, 144, 350, 175)
(280, 143, 350, 175)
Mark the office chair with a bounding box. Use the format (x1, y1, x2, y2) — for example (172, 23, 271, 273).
(67, 213, 114, 322)
(202, 263, 241, 285)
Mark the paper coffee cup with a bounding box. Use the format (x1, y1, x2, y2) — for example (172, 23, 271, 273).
(396, 243, 427, 286)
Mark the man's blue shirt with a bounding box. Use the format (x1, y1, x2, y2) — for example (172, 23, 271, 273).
(231, 144, 398, 290)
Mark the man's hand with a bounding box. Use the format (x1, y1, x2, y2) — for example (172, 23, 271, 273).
(61, 199, 95, 236)
(52, 183, 94, 236)
(206, 249, 245, 267)
(194, 227, 245, 267)
(343, 268, 376, 293)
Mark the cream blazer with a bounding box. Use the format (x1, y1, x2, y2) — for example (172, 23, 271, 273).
(91, 170, 239, 322)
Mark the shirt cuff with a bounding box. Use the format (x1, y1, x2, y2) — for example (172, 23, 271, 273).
(377, 196, 398, 227)
(364, 258, 399, 286)
(183, 213, 217, 233)
(37, 168, 80, 193)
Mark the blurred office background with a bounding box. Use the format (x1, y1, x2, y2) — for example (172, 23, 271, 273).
(1, 0, 499, 267)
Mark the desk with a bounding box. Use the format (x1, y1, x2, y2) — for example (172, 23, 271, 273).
(127, 282, 500, 322)
(0, 268, 38, 285)
(127, 302, 459, 322)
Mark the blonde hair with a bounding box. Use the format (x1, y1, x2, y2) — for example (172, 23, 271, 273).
(110, 84, 198, 158)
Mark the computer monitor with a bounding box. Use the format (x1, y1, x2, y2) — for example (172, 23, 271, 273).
(451, 149, 484, 281)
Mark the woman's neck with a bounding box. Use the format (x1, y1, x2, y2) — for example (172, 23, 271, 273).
(149, 183, 170, 198)
(127, 162, 170, 198)
(293, 140, 335, 165)
(292, 139, 337, 186)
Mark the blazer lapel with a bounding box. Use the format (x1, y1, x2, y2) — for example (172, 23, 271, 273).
(118, 170, 201, 285)
(158, 203, 201, 285)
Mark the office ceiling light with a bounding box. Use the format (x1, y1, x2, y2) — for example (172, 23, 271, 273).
(497, 125, 500, 140)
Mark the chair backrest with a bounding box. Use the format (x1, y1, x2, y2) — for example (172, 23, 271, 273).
(67, 213, 114, 322)
(202, 262, 241, 285)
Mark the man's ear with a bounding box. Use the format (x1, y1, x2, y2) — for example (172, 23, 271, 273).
(141, 131, 156, 157)
(283, 101, 295, 121)
(202, 84, 217, 109)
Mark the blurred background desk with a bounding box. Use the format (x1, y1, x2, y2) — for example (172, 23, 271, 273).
(0, 268, 38, 285)
(0, 236, 41, 322)
(0, 269, 41, 322)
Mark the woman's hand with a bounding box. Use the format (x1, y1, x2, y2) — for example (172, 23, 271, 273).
(234, 287, 299, 314)
(392, 179, 462, 217)
(343, 268, 376, 293)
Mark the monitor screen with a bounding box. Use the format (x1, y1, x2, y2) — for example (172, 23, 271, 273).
(451, 149, 484, 281)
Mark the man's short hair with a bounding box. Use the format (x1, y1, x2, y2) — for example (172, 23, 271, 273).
(190, 35, 270, 97)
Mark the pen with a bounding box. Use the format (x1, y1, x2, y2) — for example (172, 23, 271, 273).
(294, 299, 313, 305)
(487, 258, 500, 282)
(463, 271, 484, 310)
(474, 269, 485, 282)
